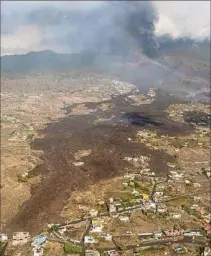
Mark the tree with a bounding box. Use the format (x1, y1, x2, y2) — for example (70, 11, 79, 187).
(51, 224, 59, 232)
(183, 204, 192, 214)
(64, 242, 82, 254)
(134, 181, 140, 188)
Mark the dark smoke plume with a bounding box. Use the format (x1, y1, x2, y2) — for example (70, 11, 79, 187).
(23, 1, 160, 58)
(86, 1, 160, 58)
(2, 1, 209, 60)
(114, 1, 159, 58)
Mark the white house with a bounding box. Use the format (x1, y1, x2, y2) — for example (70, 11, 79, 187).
(84, 236, 97, 244)
(157, 204, 167, 213)
(204, 247, 211, 256)
(73, 161, 84, 166)
(153, 231, 163, 239)
(185, 180, 191, 185)
(109, 204, 117, 216)
(141, 200, 157, 213)
(193, 183, 201, 188)
(85, 250, 100, 256)
(119, 216, 130, 223)
(101, 233, 112, 241)
(170, 213, 181, 219)
(12, 232, 30, 246)
(138, 233, 154, 239)
(58, 226, 67, 234)
(0, 234, 8, 242)
(206, 171, 211, 178)
(108, 250, 120, 256)
(193, 196, 201, 201)
(154, 191, 164, 197)
(90, 226, 103, 233)
(32, 247, 44, 256)
(183, 230, 202, 237)
(89, 209, 99, 217)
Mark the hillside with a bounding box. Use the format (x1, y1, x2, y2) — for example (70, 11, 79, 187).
(1, 39, 210, 75)
(1, 50, 96, 73)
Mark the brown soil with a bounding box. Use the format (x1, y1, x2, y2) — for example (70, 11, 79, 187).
(6, 92, 194, 235)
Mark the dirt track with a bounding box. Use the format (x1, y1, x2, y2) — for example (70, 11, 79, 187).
(7, 92, 194, 234)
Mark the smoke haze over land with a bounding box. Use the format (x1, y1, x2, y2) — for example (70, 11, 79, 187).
(1, 1, 210, 56)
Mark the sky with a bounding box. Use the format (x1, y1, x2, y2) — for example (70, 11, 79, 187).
(1, 1, 210, 56)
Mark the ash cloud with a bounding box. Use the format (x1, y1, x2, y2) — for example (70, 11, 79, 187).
(1, 1, 210, 57)
(2, 1, 158, 57)
(155, 1, 210, 39)
(24, 1, 159, 58)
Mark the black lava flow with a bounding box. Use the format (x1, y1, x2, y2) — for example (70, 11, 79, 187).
(123, 112, 162, 126)
(184, 112, 211, 127)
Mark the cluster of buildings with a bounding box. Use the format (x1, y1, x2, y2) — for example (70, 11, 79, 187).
(0, 232, 48, 256)
(1, 149, 210, 255)
(84, 249, 120, 256)
(137, 227, 204, 241)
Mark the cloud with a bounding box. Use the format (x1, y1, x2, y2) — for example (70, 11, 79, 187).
(155, 1, 210, 38)
(1, 1, 159, 57)
(1, 1, 210, 56)
(1, 25, 43, 55)
(1, 1, 108, 55)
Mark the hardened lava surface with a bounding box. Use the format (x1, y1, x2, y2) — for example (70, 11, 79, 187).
(7, 92, 194, 234)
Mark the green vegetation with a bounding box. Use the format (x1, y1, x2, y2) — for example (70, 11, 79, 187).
(122, 200, 135, 208)
(0, 242, 3, 249)
(182, 204, 193, 214)
(64, 242, 82, 254)
(128, 181, 135, 188)
(138, 246, 166, 252)
(162, 188, 169, 194)
(97, 204, 107, 214)
(192, 212, 203, 220)
(199, 227, 207, 237)
(125, 180, 151, 194)
(134, 181, 140, 189)
(167, 198, 191, 207)
(51, 224, 59, 232)
(196, 246, 205, 256)
(96, 236, 106, 242)
(137, 184, 151, 194)
(0, 242, 8, 255)
(169, 138, 198, 148)
(117, 192, 133, 202)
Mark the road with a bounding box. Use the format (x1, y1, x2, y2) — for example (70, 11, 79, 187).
(94, 236, 208, 253)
